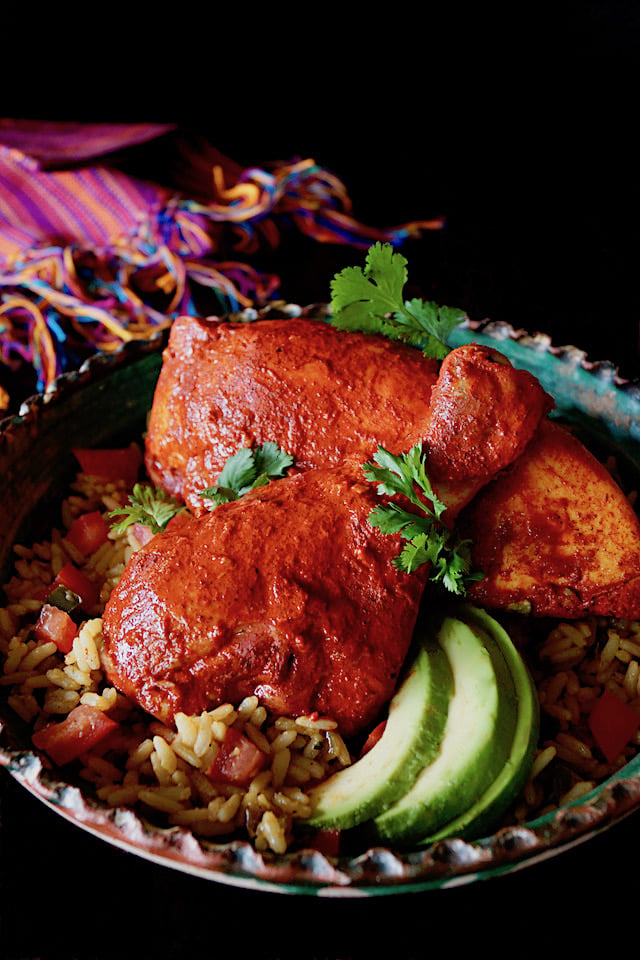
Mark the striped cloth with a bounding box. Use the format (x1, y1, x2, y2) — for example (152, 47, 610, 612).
(0, 122, 443, 398)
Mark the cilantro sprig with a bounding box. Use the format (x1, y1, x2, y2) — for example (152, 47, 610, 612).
(330, 242, 467, 360)
(363, 444, 482, 595)
(199, 441, 294, 507)
(109, 442, 294, 535)
(109, 484, 186, 536)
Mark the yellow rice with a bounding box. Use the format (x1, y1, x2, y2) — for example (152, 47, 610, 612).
(0, 459, 351, 855)
(2, 451, 640, 851)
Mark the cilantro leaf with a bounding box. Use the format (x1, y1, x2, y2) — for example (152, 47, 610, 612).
(402, 298, 470, 361)
(216, 446, 257, 496)
(366, 502, 432, 541)
(329, 242, 467, 359)
(252, 440, 295, 486)
(394, 533, 436, 575)
(200, 442, 294, 507)
(363, 445, 446, 521)
(330, 242, 409, 331)
(109, 483, 185, 536)
(109, 442, 295, 535)
(363, 443, 482, 595)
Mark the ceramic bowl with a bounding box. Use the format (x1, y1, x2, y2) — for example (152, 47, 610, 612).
(2, 303, 640, 896)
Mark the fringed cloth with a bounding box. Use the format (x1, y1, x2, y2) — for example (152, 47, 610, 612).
(0, 122, 444, 405)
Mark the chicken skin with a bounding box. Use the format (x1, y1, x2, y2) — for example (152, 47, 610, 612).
(460, 418, 640, 618)
(101, 461, 428, 738)
(423, 342, 553, 482)
(421, 342, 554, 518)
(145, 315, 441, 514)
(144, 315, 552, 517)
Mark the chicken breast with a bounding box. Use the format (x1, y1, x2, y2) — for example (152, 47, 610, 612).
(144, 315, 440, 513)
(101, 461, 428, 738)
(144, 316, 552, 518)
(460, 418, 640, 618)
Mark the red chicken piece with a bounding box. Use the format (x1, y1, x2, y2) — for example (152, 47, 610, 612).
(460, 418, 640, 618)
(422, 342, 554, 518)
(101, 461, 428, 738)
(423, 343, 554, 482)
(106, 316, 568, 735)
(144, 316, 441, 514)
(144, 316, 552, 520)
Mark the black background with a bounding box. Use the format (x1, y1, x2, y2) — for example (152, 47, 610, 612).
(159, 56, 640, 383)
(1, 7, 640, 959)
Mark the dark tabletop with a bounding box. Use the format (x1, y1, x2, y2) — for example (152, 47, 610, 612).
(2, 26, 640, 960)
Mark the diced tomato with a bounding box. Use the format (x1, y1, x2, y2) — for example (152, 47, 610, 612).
(50, 562, 98, 612)
(588, 689, 640, 763)
(206, 725, 269, 786)
(32, 704, 119, 766)
(66, 510, 109, 557)
(72, 444, 142, 488)
(33, 603, 77, 654)
(360, 720, 387, 757)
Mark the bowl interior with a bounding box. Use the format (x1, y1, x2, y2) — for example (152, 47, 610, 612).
(0, 346, 163, 588)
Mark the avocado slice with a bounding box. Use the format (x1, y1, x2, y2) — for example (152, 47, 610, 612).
(370, 613, 506, 845)
(421, 605, 539, 843)
(306, 634, 453, 831)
